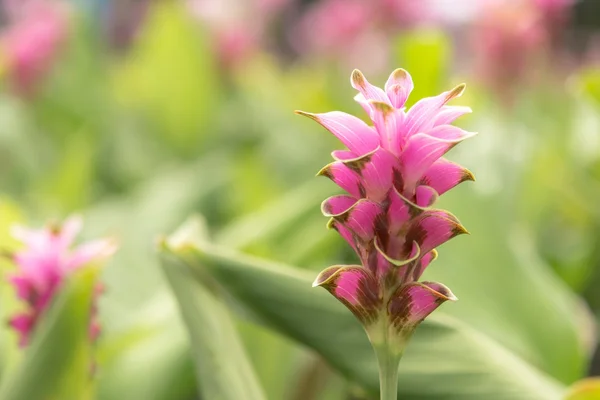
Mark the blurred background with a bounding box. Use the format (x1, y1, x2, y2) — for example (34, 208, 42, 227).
(2, 0, 600, 398)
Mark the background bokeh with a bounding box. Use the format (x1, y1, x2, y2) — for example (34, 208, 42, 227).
(2, 0, 600, 399)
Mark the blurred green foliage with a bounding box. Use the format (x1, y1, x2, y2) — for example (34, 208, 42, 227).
(0, 1, 600, 399)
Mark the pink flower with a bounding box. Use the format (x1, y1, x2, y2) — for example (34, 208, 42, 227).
(187, 0, 291, 69)
(7, 216, 116, 347)
(297, 68, 475, 347)
(470, 0, 573, 102)
(293, 0, 434, 70)
(0, 0, 70, 96)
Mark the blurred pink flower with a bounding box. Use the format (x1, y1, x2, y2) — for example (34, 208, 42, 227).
(295, 0, 371, 55)
(7, 216, 116, 347)
(297, 68, 474, 348)
(470, 0, 546, 100)
(293, 0, 434, 71)
(215, 27, 259, 69)
(0, 0, 70, 96)
(187, 0, 292, 69)
(470, 0, 573, 101)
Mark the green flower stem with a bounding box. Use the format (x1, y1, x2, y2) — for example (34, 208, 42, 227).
(373, 343, 402, 400)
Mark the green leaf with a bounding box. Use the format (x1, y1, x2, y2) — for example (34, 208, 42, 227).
(159, 220, 266, 400)
(434, 185, 590, 384)
(0, 266, 100, 400)
(96, 301, 196, 400)
(160, 225, 565, 399)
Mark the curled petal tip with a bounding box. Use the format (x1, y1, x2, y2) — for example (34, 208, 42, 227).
(375, 239, 421, 267)
(390, 68, 410, 80)
(326, 218, 336, 230)
(294, 110, 317, 120)
(454, 224, 470, 236)
(463, 168, 476, 182)
(388, 281, 457, 329)
(316, 164, 332, 178)
(313, 266, 381, 324)
(313, 266, 342, 287)
(351, 69, 366, 87)
(445, 83, 466, 102)
(425, 282, 458, 302)
(367, 99, 394, 114)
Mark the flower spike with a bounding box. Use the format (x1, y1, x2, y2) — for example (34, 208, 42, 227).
(297, 67, 475, 400)
(6, 216, 116, 347)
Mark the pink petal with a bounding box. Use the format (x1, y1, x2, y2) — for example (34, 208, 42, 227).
(343, 148, 397, 202)
(55, 215, 83, 249)
(328, 221, 368, 265)
(387, 189, 422, 235)
(388, 281, 456, 328)
(321, 195, 357, 217)
(427, 124, 475, 141)
(384, 68, 413, 108)
(354, 93, 371, 116)
(313, 265, 381, 325)
(400, 128, 475, 192)
(328, 199, 382, 241)
(331, 149, 359, 161)
(13, 251, 57, 290)
(406, 211, 467, 255)
(404, 83, 466, 136)
(8, 275, 34, 300)
(296, 110, 379, 155)
(318, 162, 362, 198)
(11, 225, 46, 250)
(368, 100, 399, 153)
(65, 239, 117, 271)
(350, 69, 390, 104)
(9, 313, 34, 347)
(433, 105, 472, 126)
(411, 249, 438, 281)
(375, 238, 420, 270)
(420, 158, 475, 196)
(89, 321, 102, 341)
(9, 313, 34, 334)
(415, 185, 439, 207)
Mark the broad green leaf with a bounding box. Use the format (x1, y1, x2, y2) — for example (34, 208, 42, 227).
(434, 181, 590, 384)
(160, 220, 266, 400)
(88, 155, 230, 400)
(160, 225, 565, 399)
(564, 378, 600, 400)
(96, 296, 196, 400)
(215, 179, 330, 253)
(0, 266, 100, 400)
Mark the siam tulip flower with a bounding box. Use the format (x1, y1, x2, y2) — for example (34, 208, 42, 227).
(296, 68, 475, 399)
(0, 0, 70, 96)
(6, 216, 116, 347)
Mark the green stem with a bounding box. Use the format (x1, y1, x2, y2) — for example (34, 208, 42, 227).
(373, 343, 401, 400)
